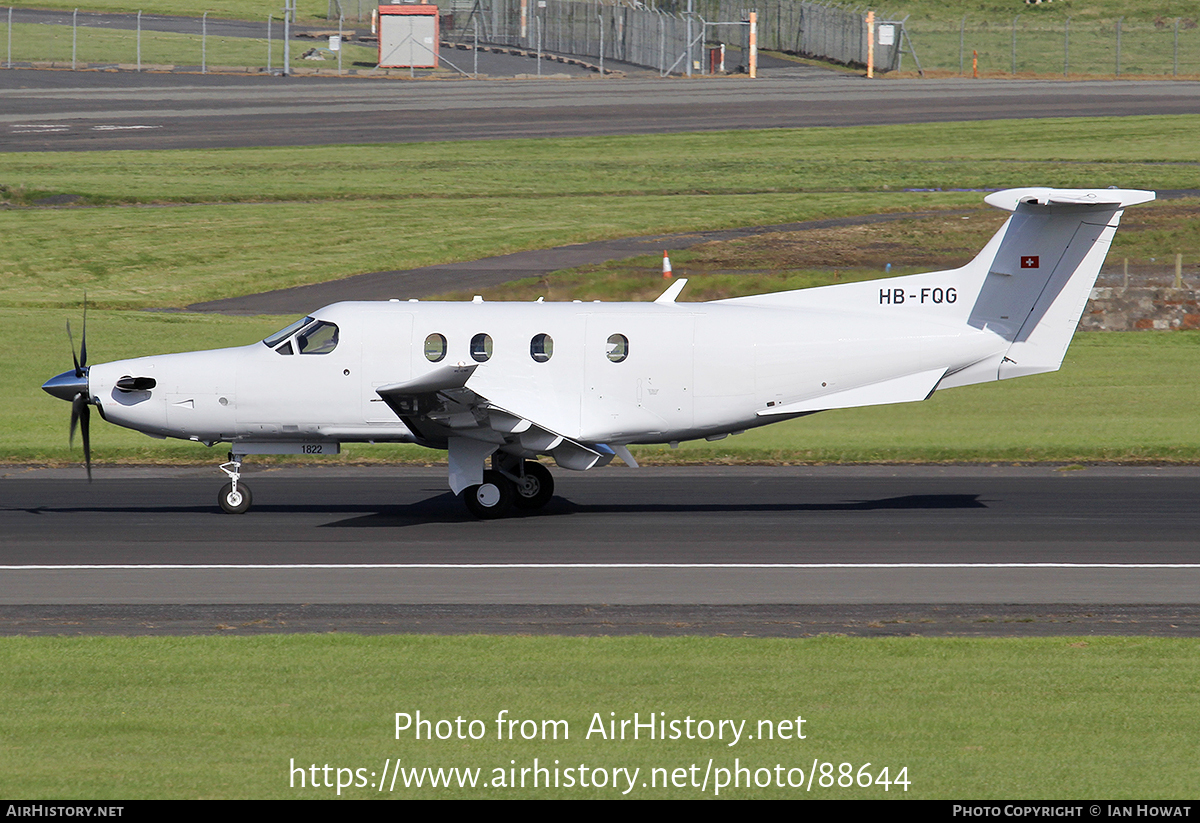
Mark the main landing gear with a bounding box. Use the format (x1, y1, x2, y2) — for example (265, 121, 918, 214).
(218, 454, 252, 514)
(462, 459, 555, 519)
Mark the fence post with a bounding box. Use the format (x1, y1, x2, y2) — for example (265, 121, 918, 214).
(284, 0, 291, 76)
(7, 7, 11, 70)
(202, 10, 207, 73)
(72, 7, 77, 70)
(267, 15, 271, 72)
(686, 0, 692, 77)
(1174, 18, 1180, 76)
(338, 14, 343, 74)
(866, 10, 874, 78)
(136, 10, 141, 71)
(748, 10, 756, 78)
(598, 9, 603, 77)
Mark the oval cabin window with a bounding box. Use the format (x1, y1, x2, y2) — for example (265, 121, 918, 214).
(530, 333, 553, 363)
(606, 334, 628, 363)
(424, 333, 447, 362)
(471, 333, 493, 363)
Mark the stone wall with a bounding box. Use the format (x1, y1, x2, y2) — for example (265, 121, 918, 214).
(1080, 287, 1200, 331)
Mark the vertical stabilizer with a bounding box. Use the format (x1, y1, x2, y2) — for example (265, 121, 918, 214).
(967, 188, 1154, 379)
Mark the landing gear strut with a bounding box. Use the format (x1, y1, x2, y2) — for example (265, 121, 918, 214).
(218, 454, 252, 514)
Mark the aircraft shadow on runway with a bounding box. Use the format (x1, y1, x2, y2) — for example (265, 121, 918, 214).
(8, 493, 986, 528)
(319, 492, 988, 528)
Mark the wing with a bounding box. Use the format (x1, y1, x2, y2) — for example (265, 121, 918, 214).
(376, 364, 617, 493)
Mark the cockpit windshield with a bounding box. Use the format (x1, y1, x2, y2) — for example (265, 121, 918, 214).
(263, 316, 314, 348)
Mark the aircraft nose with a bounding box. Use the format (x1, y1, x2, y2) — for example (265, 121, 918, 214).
(42, 369, 88, 402)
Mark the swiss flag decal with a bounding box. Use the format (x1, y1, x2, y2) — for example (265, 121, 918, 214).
(1021, 255, 1040, 269)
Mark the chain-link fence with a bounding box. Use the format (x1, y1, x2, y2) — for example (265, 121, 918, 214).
(1, 8, 380, 73)
(442, 0, 901, 75)
(901, 16, 1200, 77)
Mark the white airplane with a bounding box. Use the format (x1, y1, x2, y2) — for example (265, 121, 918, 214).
(43, 187, 1153, 518)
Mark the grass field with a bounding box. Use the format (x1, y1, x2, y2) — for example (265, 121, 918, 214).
(2, 0, 337, 23)
(3, 635, 1198, 799)
(4, 116, 1198, 310)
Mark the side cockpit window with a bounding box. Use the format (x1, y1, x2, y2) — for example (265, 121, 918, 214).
(262, 316, 339, 356)
(297, 321, 339, 355)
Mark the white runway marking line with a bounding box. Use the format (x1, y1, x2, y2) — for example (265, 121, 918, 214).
(91, 124, 162, 131)
(6, 563, 1200, 571)
(11, 124, 70, 132)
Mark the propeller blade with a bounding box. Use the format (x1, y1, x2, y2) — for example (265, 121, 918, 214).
(69, 393, 81, 446)
(80, 293, 88, 370)
(81, 402, 91, 482)
(70, 393, 92, 481)
(67, 320, 81, 377)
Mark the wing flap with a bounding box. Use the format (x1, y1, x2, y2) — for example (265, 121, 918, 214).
(376, 365, 617, 473)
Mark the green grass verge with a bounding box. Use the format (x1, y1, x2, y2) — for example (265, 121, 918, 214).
(0, 192, 965, 309)
(877, 0, 1200, 26)
(862, 1, 1200, 77)
(5, 0, 338, 24)
(3, 635, 1197, 799)
(3, 116, 1198, 310)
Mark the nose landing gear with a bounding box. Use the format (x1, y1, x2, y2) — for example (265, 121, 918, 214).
(218, 454, 252, 514)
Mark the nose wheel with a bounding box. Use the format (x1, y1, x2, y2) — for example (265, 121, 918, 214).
(217, 454, 252, 514)
(218, 480, 253, 514)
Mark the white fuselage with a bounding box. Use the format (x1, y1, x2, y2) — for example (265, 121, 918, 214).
(87, 296, 1007, 450)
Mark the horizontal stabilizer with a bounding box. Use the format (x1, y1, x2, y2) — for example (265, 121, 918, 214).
(758, 367, 947, 416)
(983, 187, 1155, 212)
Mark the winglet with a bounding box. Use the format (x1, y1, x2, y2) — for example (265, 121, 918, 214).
(654, 278, 688, 304)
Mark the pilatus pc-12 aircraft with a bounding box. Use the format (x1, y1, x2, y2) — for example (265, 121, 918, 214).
(43, 187, 1153, 518)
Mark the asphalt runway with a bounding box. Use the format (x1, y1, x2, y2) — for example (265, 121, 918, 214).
(3, 68, 1199, 151)
(3, 465, 1199, 631)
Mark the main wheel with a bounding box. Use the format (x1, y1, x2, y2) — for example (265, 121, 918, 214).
(218, 481, 252, 514)
(512, 461, 554, 510)
(462, 470, 514, 519)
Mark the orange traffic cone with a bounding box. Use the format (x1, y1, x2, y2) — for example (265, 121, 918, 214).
(662, 251, 673, 279)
